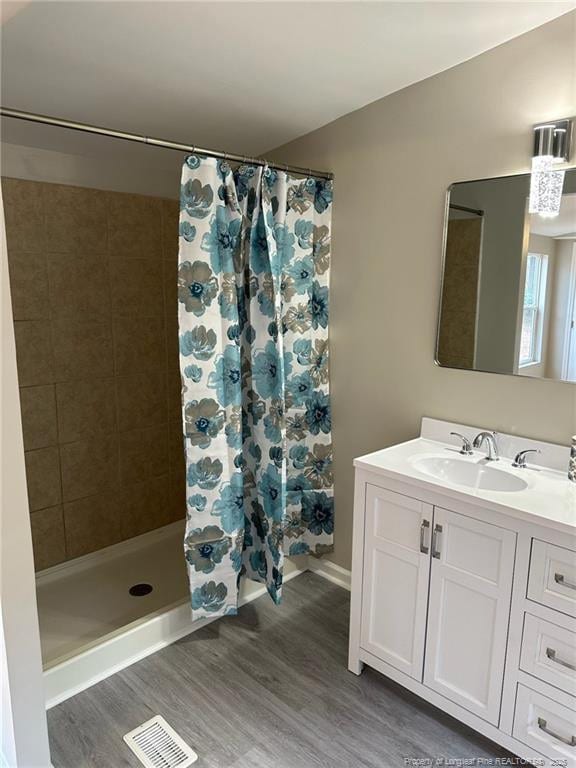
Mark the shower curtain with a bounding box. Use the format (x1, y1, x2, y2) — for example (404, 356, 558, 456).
(177, 156, 333, 619)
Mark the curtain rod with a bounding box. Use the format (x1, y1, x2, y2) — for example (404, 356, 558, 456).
(0, 107, 334, 181)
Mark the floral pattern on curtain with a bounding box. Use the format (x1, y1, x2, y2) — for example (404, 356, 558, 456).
(177, 155, 333, 619)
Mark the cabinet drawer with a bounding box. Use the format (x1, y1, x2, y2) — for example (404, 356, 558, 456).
(528, 539, 576, 618)
(513, 684, 576, 763)
(520, 613, 576, 697)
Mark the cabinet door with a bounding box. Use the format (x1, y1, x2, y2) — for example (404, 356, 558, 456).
(423, 507, 516, 725)
(360, 485, 432, 680)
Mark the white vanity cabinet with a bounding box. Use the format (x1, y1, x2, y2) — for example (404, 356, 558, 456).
(349, 424, 576, 767)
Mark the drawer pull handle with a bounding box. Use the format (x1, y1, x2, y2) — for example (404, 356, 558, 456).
(420, 520, 430, 555)
(546, 647, 576, 672)
(537, 717, 576, 747)
(432, 524, 442, 559)
(555, 573, 576, 591)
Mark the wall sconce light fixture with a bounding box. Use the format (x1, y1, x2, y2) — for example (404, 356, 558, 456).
(529, 117, 573, 218)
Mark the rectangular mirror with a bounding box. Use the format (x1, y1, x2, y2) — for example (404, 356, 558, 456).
(437, 168, 576, 382)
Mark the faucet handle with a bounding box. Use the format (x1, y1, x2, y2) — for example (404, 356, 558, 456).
(450, 432, 473, 455)
(512, 449, 540, 469)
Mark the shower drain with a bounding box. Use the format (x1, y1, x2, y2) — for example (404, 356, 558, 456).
(129, 583, 153, 597)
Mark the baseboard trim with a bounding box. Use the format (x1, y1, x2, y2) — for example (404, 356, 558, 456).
(43, 562, 306, 709)
(308, 558, 351, 591)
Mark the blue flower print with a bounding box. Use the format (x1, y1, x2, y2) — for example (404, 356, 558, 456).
(286, 372, 313, 407)
(184, 364, 202, 383)
(269, 446, 283, 468)
(289, 542, 310, 556)
(309, 280, 329, 329)
(260, 464, 283, 523)
(253, 340, 283, 399)
(179, 325, 217, 360)
(208, 345, 241, 407)
(289, 444, 308, 470)
(185, 526, 231, 574)
(178, 260, 218, 316)
(179, 221, 197, 243)
(187, 494, 207, 512)
(251, 501, 269, 542)
(263, 399, 284, 443)
(181, 178, 213, 219)
(225, 407, 242, 449)
(294, 219, 314, 250)
(187, 457, 223, 490)
(273, 224, 295, 266)
(249, 550, 267, 580)
(201, 206, 242, 273)
(287, 181, 313, 214)
(185, 398, 224, 448)
(285, 256, 314, 295)
(302, 492, 334, 536)
(305, 391, 331, 435)
(185, 155, 200, 170)
(249, 215, 270, 275)
(213, 472, 244, 533)
(314, 179, 333, 214)
(191, 581, 228, 613)
(235, 165, 256, 201)
(293, 338, 312, 365)
(287, 474, 312, 505)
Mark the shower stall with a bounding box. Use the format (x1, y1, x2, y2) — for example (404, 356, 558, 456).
(1, 116, 312, 705)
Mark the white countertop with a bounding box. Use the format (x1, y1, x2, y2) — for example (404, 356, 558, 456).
(354, 436, 576, 536)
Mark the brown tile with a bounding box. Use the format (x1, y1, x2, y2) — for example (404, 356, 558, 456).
(64, 492, 123, 558)
(14, 321, 54, 386)
(108, 192, 162, 260)
(168, 419, 186, 476)
(116, 370, 167, 432)
(167, 368, 183, 422)
(119, 425, 169, 485)
(109, 258, 163, 317)
(60, 434, 119, 502)
(44, 184, 107, 254)
(168, 471, 186, 523)
(7, 251, 50, 320)
(161, 198, 179, 261)
(24, 446, 61, 511)
(56, 378, 116, 444)
(163, 257, 178, 303)
(119, 475, 170, 539)
(113, 316, 164, 375)
(47, 252, 110, 318)
(1, 178, 45, 252)
(20, 385, 57, 450)
(51, 317, 113, 381)
(30, 506, 66, 571)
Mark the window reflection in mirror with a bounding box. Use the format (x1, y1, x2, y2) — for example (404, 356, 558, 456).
(437, 169, 576, 383)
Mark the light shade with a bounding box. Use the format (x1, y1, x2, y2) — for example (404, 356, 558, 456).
(528, 155, 565, 218)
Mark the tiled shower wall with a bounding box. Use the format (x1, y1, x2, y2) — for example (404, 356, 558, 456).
(2, 177, 185, 570)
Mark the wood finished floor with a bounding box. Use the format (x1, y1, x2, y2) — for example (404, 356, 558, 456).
(48, 573, 511, 768)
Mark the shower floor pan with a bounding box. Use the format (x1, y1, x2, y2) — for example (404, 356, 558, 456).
(36, 520, 306, 707)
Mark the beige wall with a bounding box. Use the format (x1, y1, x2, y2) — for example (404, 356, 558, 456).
(2, 177, 185, 569)
(547, 239, 576, 379)
(270, 12, 576, 570)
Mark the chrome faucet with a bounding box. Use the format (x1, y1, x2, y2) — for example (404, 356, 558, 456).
(473, 431, 499, 462)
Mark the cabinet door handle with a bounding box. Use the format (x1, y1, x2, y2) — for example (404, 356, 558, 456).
(431, 524, 442, 559)
(537, 717, 576, 747)
(546, 647, 576, 672)
(420, 519, 430, 554)
(555, 573, 576, 591)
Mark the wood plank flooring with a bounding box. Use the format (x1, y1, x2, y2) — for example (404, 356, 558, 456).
(48, 573, 511, 768)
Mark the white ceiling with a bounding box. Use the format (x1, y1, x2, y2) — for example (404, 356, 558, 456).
(1, 2, 575, 158)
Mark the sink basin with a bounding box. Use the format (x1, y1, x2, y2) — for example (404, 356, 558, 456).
(413, 456, 529, 493)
